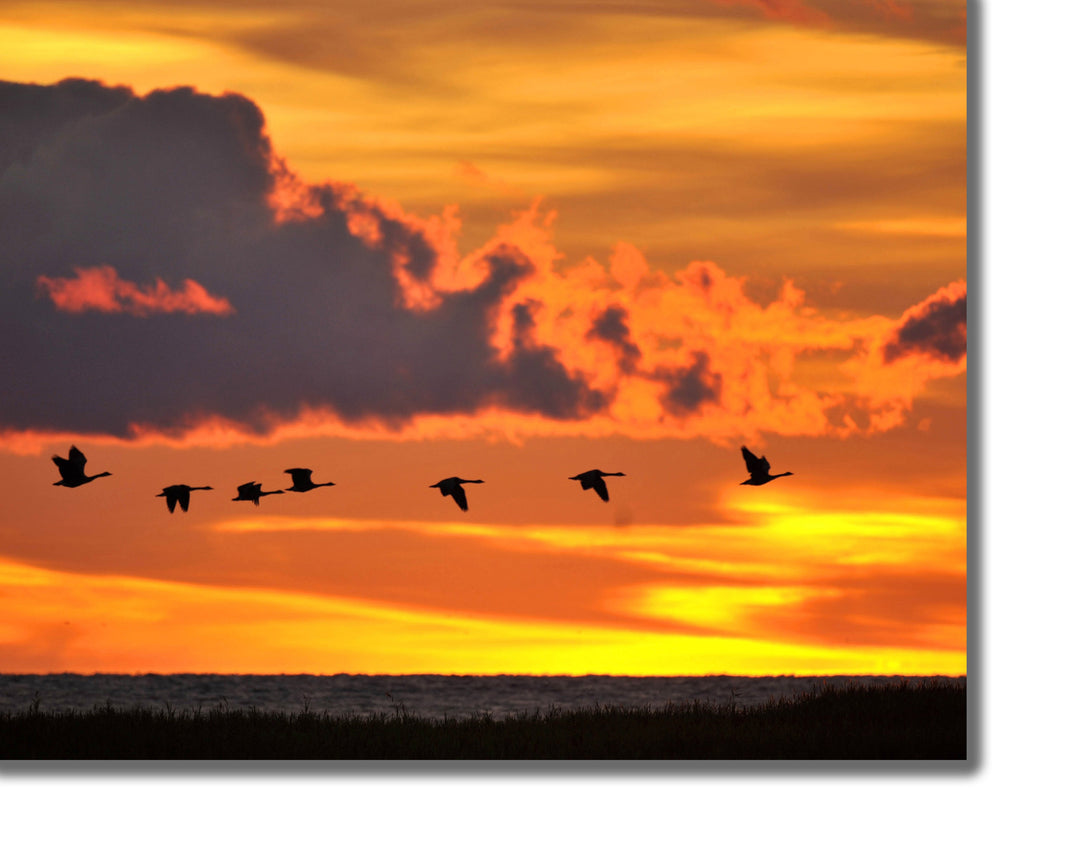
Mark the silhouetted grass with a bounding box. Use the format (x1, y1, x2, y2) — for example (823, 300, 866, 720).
(0, 680, 965, 759)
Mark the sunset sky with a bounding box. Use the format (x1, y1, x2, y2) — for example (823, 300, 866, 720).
(0, 0, 966, 676)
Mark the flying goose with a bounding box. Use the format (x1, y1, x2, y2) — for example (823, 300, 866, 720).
(739, 446, 793, 486)
(284, 468, 335, 492)
(430, 477, 484, 512)
(156, 484, 213, 514)
(569, 469, 624, 502)
(52, 445, 112, 488)
(232, 481, 284, 506)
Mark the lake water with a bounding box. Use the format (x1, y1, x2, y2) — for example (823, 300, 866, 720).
(0, 673, 963, 719)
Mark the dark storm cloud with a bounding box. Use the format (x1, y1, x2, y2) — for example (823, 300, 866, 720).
(586, 305, 642, 374)
(0, 78, 608, 437)
(882, 287, 966, 363)
(654, 351, 720, 416)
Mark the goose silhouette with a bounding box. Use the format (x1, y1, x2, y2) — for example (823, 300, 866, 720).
(740, 446, 793, 486)
(52, 445, 112, 488)
(430, 477, 484, 512)
(284, 468, 335, 492)
(156, 484, 213, 513)
(232, 481, 284, 506)
(569, 469, 624, 502)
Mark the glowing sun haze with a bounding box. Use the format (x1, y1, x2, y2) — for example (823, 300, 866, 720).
(0, 0, 966, 675)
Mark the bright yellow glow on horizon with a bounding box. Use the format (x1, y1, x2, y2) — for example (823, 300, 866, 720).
(620, 584, 826, 629)
(201, 496, 965, 675)
(0, 558, 965, 675)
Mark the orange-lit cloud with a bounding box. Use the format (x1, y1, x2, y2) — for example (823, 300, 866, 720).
(36, 265, 234, 316)
(843, 279, 966, 430)
(0, 77, 963, 446)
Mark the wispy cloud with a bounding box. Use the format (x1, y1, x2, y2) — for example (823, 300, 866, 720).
(707, 0, 966, 45)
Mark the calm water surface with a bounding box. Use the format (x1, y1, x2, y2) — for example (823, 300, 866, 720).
(0, 674, 963, 719)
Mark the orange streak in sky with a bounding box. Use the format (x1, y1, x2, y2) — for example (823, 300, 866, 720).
(36, 266, 235, 316)
(0, 555, 964, 675)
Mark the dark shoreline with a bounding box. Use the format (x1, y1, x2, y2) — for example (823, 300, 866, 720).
(0, 680, 965, 760)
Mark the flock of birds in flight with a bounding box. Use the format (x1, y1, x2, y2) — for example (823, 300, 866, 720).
(50, 444, 794, 514)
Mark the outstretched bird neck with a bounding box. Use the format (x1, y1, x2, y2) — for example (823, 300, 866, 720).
(741, 471, 793, 486)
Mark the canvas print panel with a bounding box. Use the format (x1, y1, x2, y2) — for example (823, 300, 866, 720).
(0, 0, 966, 759)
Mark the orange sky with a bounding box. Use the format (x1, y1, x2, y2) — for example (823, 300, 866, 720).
(0, 0, 966, 675)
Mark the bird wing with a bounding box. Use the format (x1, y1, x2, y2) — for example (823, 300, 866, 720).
(594, 477, 610, 502)
(285, 468, 313, 487)
(68, 445, 88, 472)
(450, 484, 468, 511)
(178, 490, 191, 512)
(165, 492, 178, 513)
(53, 446, 86, 477)
(741, 446, 768, 476)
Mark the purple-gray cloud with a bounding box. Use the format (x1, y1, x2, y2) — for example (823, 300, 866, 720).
(587, 305, 642, 375)
(0, 78, 607, 437)
(882, 287, 966, 363)
(655, 351, 720, 416)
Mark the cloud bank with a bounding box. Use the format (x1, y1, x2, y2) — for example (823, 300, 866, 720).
(0, 78, 964, 447)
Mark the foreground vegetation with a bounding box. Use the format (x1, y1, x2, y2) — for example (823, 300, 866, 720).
(0, 680, 965, 759)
